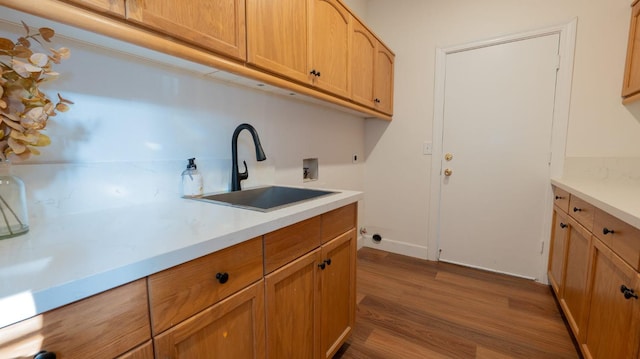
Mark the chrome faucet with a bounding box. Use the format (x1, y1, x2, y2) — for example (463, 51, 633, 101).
(231, 123, 266, 191)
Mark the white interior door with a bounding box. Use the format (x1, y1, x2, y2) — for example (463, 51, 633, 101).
(437, 34, 560, 279)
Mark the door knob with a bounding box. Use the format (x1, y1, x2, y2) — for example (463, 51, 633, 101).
(444, 168, 453, 176)
(444, 153, 453, 161)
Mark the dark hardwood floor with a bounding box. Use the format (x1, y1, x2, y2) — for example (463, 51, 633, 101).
(335, 247, 580, 359)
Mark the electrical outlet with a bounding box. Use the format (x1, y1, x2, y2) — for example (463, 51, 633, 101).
(423, 141, 433, 155)
(352, 154, 359, 163)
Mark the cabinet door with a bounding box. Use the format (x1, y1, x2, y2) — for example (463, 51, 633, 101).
(265, 248, 322, 359)
(126, 0, 246, 61)
(561, 217, 591, 338)
(623, 1, 640, 99)
(246, 0, 310, 83)
(65, 0, 125, 17)
(116, 341, 154, 359)
(374, 44, 394, 115)
(350, 18, 376, 108)
(582, 239, 640, 359)
(154, 280, 265, 358)
(548, 207, 570, 296)
(320, 229, 356, 359)
(310, 0, 351, 98)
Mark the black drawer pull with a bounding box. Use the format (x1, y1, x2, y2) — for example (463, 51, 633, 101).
(603, 227, 615, 235)
(560, 223, 568, 229)
(621, 285, 638, 300)
(216, 272, 229, 284)
(573, 207, 582, 212)
(34, 351, 56, 359)
(555, 195, 564, 200)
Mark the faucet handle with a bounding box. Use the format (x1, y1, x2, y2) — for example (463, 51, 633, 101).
(238, 160, 249, 181)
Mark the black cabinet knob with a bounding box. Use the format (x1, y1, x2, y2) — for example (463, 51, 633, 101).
(573, 207, 582, 212)
(603, 227, 615, 235)
(34, 351, 56, 359)
(560, 223, 568, 229)
(555, 195, 564, 200)
(374, 98, 381, 103)
(620, 285, 638, 300)
(324, 259, 332, 266)
(318, 262, 326, 270)
(216, 272, 229, 284)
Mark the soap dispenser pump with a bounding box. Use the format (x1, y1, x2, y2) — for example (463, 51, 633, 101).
(182, 158, 203, 197)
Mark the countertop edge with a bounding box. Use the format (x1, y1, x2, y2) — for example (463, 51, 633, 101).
(550, 178, 640, 229)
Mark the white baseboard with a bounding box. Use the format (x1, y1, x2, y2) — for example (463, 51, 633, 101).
(357, 235, 428, 260)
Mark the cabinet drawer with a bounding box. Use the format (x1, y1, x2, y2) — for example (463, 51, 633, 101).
(264, 216, 322, 274)
(148, 237, 263, 334)
(0, 279, 150, 358)
(594, 208, 640, 271)
(553, 186, 570, 213)
(321, 203, 357, 244)
(569, 195, 595, 232)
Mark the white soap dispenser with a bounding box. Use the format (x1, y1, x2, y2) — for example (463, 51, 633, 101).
(182, 158, 203, 197)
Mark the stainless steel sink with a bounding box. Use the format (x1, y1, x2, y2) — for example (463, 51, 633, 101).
(190, 186, 337, 212)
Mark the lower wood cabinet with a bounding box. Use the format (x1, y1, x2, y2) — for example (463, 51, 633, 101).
(548, 186, 640, 358)
(264, 228, 357, 359)
(581, 239, 640, 359)
(0, 203, 358, 358)
(153, 280, 265, 358)
(548, 206, 569, 295)
(320, 229, 357, 359)
(265, 248, 322, 358)
(560, 216, 591, 337)
(0, 279, 151, 359)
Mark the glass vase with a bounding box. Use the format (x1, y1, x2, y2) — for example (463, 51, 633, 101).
(0, 161, 29, 239)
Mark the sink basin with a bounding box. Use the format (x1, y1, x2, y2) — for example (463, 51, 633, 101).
(191, 186, 337, 212)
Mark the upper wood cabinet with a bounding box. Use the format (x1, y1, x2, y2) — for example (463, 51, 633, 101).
(623, 0, 640, 102)
(247, 0, 351, 98)
(351, 16, 395, 115)
(374, 44, 395, 115)
(246, 0, 310, 83)
(64, 0, 126, 18)
(126, 0, 247, 61)
(351, 18, 376, 109)
(309, 0, 351, 98)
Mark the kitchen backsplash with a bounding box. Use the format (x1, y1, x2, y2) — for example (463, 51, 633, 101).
(562, 157, 640, 184)
(0, 13, 366, 223)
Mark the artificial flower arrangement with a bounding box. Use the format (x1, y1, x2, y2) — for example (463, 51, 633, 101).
(0, 21, 72, 161)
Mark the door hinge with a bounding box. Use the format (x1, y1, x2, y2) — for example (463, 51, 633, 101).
(540, 240, 545, 254)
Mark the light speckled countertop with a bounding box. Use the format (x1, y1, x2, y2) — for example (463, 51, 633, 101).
(0, 189, 362, 329)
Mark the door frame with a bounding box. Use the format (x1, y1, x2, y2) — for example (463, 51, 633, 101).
(427, 20, 577, 282)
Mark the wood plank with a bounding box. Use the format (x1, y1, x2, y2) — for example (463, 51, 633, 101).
(335, 248, 580, 359)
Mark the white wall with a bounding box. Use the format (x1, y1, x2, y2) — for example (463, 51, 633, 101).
(360, 0, 640, 256)
(0, 15, 366, 221)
